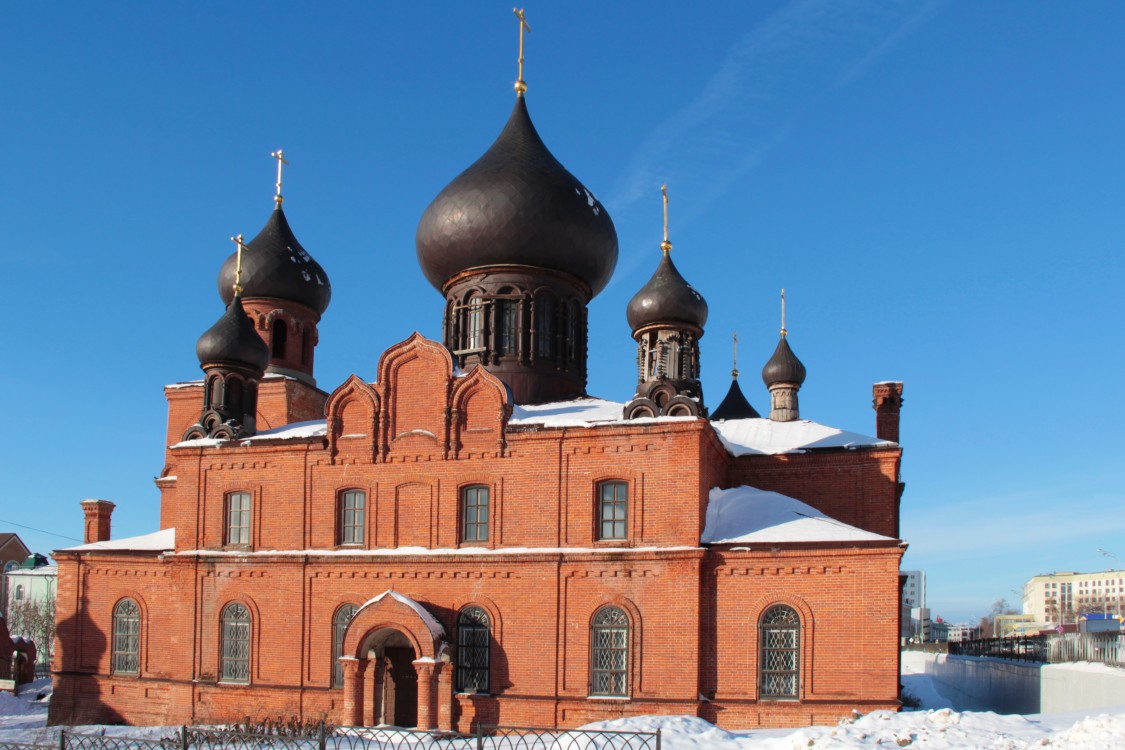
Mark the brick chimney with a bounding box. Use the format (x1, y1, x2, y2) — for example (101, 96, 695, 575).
(872, 382, 904, 443)
(81, 499, 116, 544)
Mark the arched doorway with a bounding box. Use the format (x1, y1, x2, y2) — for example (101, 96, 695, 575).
(360, 627, 418, 727)
(338, 590, 450, 731)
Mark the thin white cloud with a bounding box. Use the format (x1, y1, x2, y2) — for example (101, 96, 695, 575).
(605, 0, 940, 234)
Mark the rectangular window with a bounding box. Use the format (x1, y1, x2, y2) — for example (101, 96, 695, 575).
(466, 297, 485, 351)
(225, 492, 251, 546)
(339, 490, 366, 545)
(462, 486, 489, 543)
(536, 297, 555, 359)
(599, 481, 628, 540)
(498, 299, 518, 355)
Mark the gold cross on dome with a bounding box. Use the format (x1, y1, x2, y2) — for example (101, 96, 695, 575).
(271, 149, 289, 206)
(513, 8, 531, 95)
(231, 234, 247, 295)
(780, 288, 788, 338)
(660, 184, 672, 254)
(732, 332, 740, 379)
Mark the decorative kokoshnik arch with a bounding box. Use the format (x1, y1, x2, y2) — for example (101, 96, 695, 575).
(338, 590, 451, 731)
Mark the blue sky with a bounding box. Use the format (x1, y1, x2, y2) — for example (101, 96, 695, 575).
(2, 2, 1122, 624)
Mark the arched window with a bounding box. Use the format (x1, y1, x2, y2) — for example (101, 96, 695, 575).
(338, 489, 365, 546)
(590, 606, 629, 696)
(498, 294, 519, 355)
(759, 605, 800, 700)
(332, 604, 359, 688)
(220, 602, 251, 683)
(565, 301, 578, 361)
(535, 295, 555, 359)
(461, 485, 489, 543)
(112, 598, 141, 675)
(466, 296, 485, 351)
(456, 606, 491, 693)
(14, 584, 24, 600)
(597, 481, 628, 540)
(271, 319, 288, 359)
(225, 492, 252, 546)
(226, 377, 243, 413)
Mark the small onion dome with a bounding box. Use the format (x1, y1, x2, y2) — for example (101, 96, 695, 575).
(416, 96, 619, 296)
(218, 207, 331, 315)
(626, 251, 708, 333)
(761, 336, 807, 386)
(710, 378, 760, 420)
(196, 295, 270, 371)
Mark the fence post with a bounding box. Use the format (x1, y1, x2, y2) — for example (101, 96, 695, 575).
(318, 721, 326, 750)
(655, 728, 662, 750)
(475, 723, 483, 750)
(58, 730, 66, 750)
(181, 726, 189, 750)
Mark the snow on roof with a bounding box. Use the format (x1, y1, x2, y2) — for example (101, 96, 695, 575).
(61, 528, 175, 553)
(172, 419, 327, 449)
(510, 397, 697, 428)
(702, 486, 895, 544)
(711, 417, 895, 456)
(4, 566, 57, 577)
(358, 590, 445, 640)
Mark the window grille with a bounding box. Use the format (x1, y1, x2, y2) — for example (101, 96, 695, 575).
(112, 599, 140, 675)
(225, 492, 251, 546)
(339, 490, 366, 545)
(462, 486, 490, 542)
(456, 606, 491, 693)
(221, 602, 251, 683)
(759, 605, 800, 699)
(536, 296, 555, 359)
(332, 604, 359, 688)
(590, 606, 629, 696)
(598, 481, 628, 540)
(466, 296, 485, 351)
(498, 299, 518, 355)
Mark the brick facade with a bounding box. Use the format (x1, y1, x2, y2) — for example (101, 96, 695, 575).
(51, 332, 905, 730)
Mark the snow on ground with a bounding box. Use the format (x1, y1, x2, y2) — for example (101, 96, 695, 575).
(4, 659, 1125, 749)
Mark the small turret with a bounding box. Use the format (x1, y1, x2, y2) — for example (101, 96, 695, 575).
(184, 236, 270, 440)
(624, 186, 708, 419)
(710, 333, 760, 421)
(761, 290, 806, 422)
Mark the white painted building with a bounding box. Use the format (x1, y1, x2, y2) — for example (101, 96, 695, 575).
(902, 569, 926, 609)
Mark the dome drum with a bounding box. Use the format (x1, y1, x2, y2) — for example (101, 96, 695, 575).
(443, 269, 588, 404)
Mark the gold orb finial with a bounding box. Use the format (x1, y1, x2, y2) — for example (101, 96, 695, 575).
(231, 234, 247, 296)
(270, 149, 289, 206)
(513, 8, 531, 96)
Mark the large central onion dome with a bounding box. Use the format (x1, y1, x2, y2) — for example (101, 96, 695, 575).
(217, 207, 331, 315)
(416, 96, 619, 296)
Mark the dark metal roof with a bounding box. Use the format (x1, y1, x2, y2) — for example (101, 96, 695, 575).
(761, 335, 807, 386)
(626, 251, 708, 332)
(416, 96, 618, 296)
(710, 378, 761, 420)
(196, 295, 270, 371)
(218, 207, 332, 315)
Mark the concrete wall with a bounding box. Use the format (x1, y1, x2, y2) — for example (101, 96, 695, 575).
(925, 654, 1125, 714)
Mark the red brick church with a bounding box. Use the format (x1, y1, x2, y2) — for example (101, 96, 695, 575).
(49, 29, 907, 731)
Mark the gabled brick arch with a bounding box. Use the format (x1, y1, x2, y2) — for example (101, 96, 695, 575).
(449, 365, 511, 457)
(341, 589, 446, 660)
(325, 375, 380, 463)
(376, 333, 454, 460)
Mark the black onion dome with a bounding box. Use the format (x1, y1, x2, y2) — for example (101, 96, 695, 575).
(626, 252, 708, 332)
(710, 378, 761, 420)
(218, 207, 331, 315)
(761, 336, 807, 386)
(416, 96, 618, 295)
(196, 295, 270, 371)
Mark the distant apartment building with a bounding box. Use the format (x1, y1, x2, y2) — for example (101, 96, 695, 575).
(1023, 570, 1125, 625)
(902, 570, 926, 609)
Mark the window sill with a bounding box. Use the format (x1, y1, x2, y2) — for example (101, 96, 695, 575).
(587, 695, 630, 701)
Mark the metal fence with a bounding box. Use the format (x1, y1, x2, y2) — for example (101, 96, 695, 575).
(0, 726, 659, 750)
(948, 632, 1125, 667)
